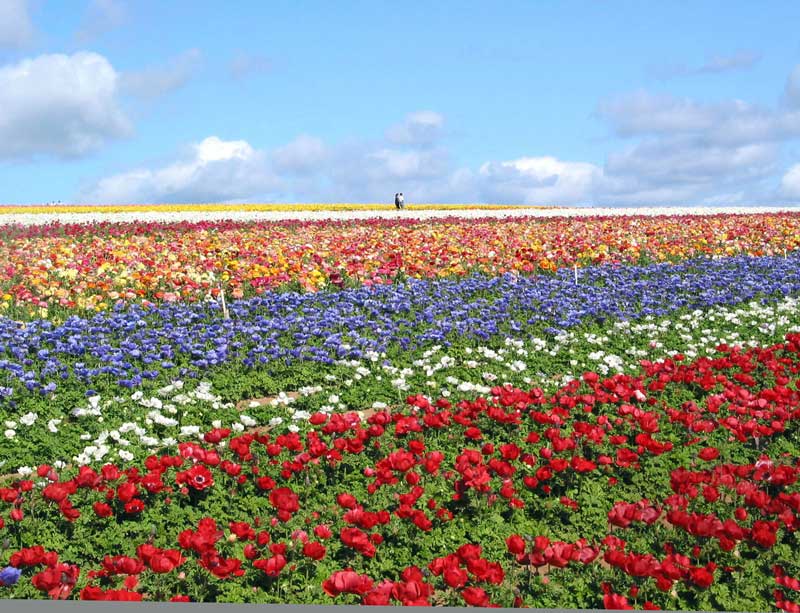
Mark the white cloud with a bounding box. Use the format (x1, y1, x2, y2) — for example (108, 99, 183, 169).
(80, 75, 800, 207)
(477, 156, 600, 205)
(0, 52, 131, 159)
(386, 111, 445, 146)
(82, 136, 280, 203)
(121, 49, 202, 99)
(271, 135, 327, 175)
(75, 0, 127, 42)
(0, 0, 34, 48)
(781, 164, 800, 199)
(598, 91, 800, 145)
(604, 138, 776, 186)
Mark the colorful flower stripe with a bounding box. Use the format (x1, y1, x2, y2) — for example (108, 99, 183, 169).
(0, 203, 540, 215)
(2, 254, 800, 473)
(1, 213, 800, 316)
(1, 338, 800, 608)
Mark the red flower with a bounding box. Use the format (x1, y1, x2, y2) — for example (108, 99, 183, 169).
(182, 465, 214, 491)
(148, 550, 184, 574)
(116, 481, 138, 503)
(689, 566, 715, 588)
(254, 554, 287, 577)
(204, 427, 231, 444)
(102, 555, 144, 575)
(506, 534, 526, 556)
(269, 487, 300, 520)
(443, 567, 468, 589)
(302, 541, 327, 560)
(698, 447, 720, 461)
(340, 527, 376, 558)
(32, 563, 80, 599)
(603, 591, 633, 610)
(256, 476, 276, 490)
(10, 546, 49, 567)
(124, 499, 144, 514)
(323, 569, 374, 597)
(462, 586, 490, 607)
(752, 520, 778, 549)
(337, 493, 358, 509)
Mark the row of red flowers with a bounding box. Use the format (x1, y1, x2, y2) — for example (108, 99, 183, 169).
(2, 335, 800, 607)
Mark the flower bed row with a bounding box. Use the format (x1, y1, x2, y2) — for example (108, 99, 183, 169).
(3, 255, 800, 473)
(2, 212, 799, 314)
(1, 336, 800, 608)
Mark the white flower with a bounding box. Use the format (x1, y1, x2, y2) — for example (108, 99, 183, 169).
(47, 418, 62, 433)
(118, 450, 134, 461)
(4, 429, 16, 439)
(17, 466, 33, 476)
(269, 417, 284, 427)
(288, 424, 300, 433)
(20, 412, 38, 426)
(240, 415, 257, 427)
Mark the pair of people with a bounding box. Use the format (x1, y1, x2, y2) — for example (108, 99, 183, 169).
(394, 193, 405, 209)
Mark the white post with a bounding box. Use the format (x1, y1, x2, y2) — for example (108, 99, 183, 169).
(219, 284, 230, 320)
(574, 263, 578, 285)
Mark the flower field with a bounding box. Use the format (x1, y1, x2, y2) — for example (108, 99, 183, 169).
(1, 208, 800, 609)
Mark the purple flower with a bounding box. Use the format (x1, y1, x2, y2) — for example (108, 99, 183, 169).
(0, 566, 21, 587)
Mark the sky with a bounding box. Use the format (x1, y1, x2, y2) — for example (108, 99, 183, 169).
(2, 1, 800, 206)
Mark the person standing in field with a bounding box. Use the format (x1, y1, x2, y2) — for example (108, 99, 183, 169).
(395, 193, 400, 209)
(398, 192, 405, 209)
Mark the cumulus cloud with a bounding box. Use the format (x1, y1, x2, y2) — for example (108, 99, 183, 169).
(75, 0, 127, 43)
(80, 72, 800, 208)
(121, 49, 203, 99)
(82, 136, 280, 203)
(596, 140, 778, 206)
(591, 74, 800, 206)
(0, 0, 34, 48)
(271, 135, 328, 175)
(0, 52, 131, 159)
(597, 91, 800, 144)
(477, 157, 600, 205)
(386, 111, 445, 146)
(781, 164, 800, 199)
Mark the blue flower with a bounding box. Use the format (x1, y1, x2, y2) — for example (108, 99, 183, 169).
(0, 566, 21, 587)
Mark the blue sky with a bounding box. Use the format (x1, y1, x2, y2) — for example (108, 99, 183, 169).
(2, 0, 800, 205)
